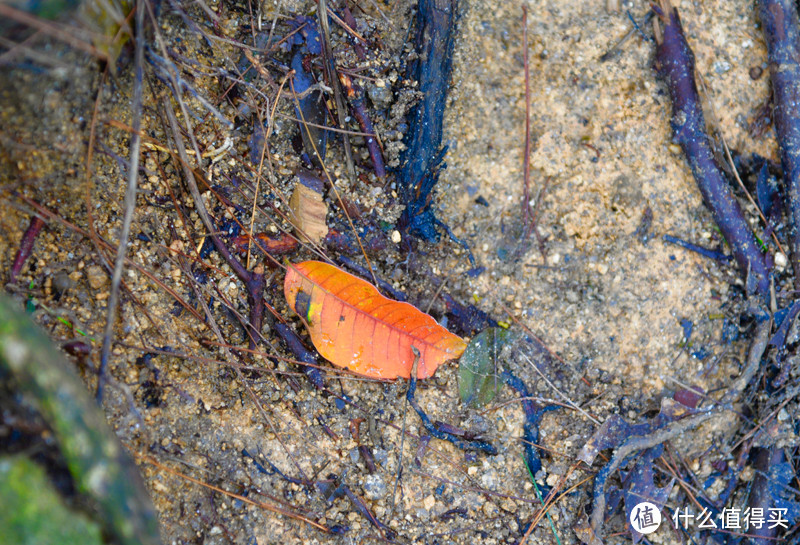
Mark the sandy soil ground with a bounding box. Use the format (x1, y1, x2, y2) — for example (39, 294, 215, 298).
(1, 1, 793, 544)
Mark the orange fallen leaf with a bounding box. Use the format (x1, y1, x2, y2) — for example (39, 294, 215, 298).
(284, 261, 466, 379)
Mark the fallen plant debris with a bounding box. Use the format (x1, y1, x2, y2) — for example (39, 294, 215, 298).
(283, 260, 467, 379)
(747, 448, 800, 545)
(457, 325, 561, 482)
(441, 292, 499, 337)
(341, 72, 386, 179)
(287, 16, 329, 168)
(288, 170, 329, 244)
(458, 327, 515, 409)
(501, 369, 560, 485)
(397, 0, 456, 243)
(5, 0, 800, 544)
(579, 394, 706, 541)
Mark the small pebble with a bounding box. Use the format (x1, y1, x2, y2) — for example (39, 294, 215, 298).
(373, 448, 389, 466)
(712, 60, 731, 74)
(349, 448, 361, 465)
(86, 265, 107, 290)
(52, 271, 74, 296)
(362, 474, 386, 500)
(566, 290, 579, 303)
(367, 83, 393, 109)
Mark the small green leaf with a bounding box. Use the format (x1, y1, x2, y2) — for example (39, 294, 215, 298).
(458, 327, 518, 408)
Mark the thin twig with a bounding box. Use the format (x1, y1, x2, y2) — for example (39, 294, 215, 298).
(388, 347, 417, 521)
(326, 5, 369, 46)
(137, 454, 331, 533)
(317, 0, 356, 180)
(8, 215, 44, 284)
(521, 352, 601, 426)
(723, 318, 772, 404)
(97, 0, 146, 402)
(589, 409, 718, 535)
(247, 72, 286, 270)
(522, 6, 533, 232)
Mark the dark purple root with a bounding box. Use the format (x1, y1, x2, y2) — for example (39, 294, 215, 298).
(655, 3, 771, 299)
(244, 268, 264, 350)
(662, 234, 732, 262)
(747, 447, 785, 545)
(760, 0, 800, 287)
(501, 370, 559, 486)
(350, 95, 386, 178)
(9, 215, 45, 283)
(274, 322, 325, 389)
(406, 368, 497, 455)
